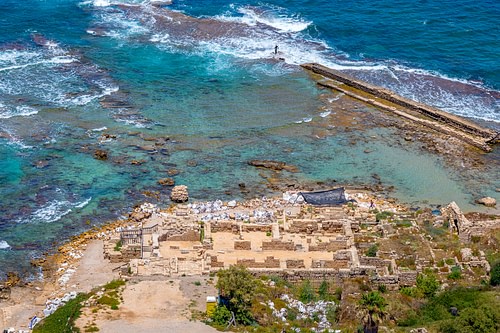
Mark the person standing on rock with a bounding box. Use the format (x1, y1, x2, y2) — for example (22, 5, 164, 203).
(274, 45, 278, 55)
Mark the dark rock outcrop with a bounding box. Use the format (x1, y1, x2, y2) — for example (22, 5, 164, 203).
(247, 160, 299, 173)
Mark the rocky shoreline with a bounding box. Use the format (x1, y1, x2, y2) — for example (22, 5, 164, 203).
(0, 186, 498, 332)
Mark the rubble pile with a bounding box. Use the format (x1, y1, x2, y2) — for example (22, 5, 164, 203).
(43, 291, 78, 317)
(266, 294, 337, 333)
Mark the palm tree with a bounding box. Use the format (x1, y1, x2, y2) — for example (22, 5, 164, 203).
(358, 291, 387, 333)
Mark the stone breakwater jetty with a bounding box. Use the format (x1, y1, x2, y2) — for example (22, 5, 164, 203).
(301, 63, 499, 152)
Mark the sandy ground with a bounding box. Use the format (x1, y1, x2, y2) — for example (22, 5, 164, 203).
(77, 276, 221, 333)
(1, 240, 119, 330)
(2, 240, 220, 333)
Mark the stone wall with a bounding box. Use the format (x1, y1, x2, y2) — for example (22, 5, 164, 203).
(302, 63, 496, 141)
(237, 256, 280, 268)
(210, 222, 238, 233)
(286, 259, 305, 269)
(262, 239, 295, 251)
(288, 219, 318, 234)
(319, 221, 344, 233)
(241, 225, 272, 233)
(309, 240, 347, 252)
(210, 255, 224, 268)
(106, 244, 142, 263)
(359, 257, 391, 267)
(234, 240, 251, 250)
(398, 271, 418, 286)
(311, 259, 350, 269)
(164, 230, 200, 242)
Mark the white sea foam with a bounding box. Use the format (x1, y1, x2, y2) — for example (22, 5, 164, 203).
(320, 111, 331, 118)
(0, 240, 11, 250)
(29, 200, 73, 223)
(303, 117, 312, 123)
(0, 105, 38, 119)
(92, 126, 108, 131)
(19, 196, 92, 224)
(114, 117, 149, 128)
(93, 0, 111, 7)
(327, 94, 344, 103)
(235, 7, 311, 33)
(75, 197, 92, 209)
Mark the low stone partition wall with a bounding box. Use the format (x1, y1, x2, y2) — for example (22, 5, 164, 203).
(370, 275, 400, 290)
(319, 221, 344, 233)
(288, 219, 318, 234)
(210, 221, 239, 233)
(309, 240, 347, 252)
(359, 257, 391, 267)
(286, 259, 306, 269)
(398, 271, 418, 286)
(210, 255, 224, 268)
(262, 239, 295, 251)
(237, 256, 280, 268)
(161, 230, 200, 242)
(241, 224, 272, 233)
(106, 244, 142, 263)
(234, 240, 251, 250)
(311, 259, 350, 269)
(248, 269, 342, 284)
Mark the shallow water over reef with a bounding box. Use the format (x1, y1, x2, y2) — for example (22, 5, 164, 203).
(0, 0, 499, 278)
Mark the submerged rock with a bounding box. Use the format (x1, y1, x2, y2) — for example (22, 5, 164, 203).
(247, 159, 299, 173)
(93, 149, 108, 160)
(475, 197, 496, 207)
(158, 177, 175, 186)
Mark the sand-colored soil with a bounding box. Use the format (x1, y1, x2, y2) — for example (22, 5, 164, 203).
(77, 276, 220, 333)
(0, 240, 119, 330)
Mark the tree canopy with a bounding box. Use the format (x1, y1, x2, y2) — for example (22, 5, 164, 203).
(216, 265, 257, 325)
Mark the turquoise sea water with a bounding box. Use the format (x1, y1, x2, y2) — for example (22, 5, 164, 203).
(0, 0, 499, 278)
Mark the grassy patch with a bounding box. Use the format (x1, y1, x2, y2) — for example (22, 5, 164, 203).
(376, 211, 393, 222)
(97, 295, 120, 309)
(114, 240, 122, 252)
(103, 279, 125, 290)
(33, 294, 88, 333)
(398, 286, 500, 331)
(394, 220, 412, 228)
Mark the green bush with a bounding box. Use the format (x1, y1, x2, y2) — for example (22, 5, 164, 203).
(298, 279, 315, 303)
(216, 265, 256, 325)
(400, 286, 419, 298)
(377, 285, 387, 293)
(438, 306, 498, 333)
(448, 266, 462, 280)
(318, 280, 330, 300)
(114, 240, 122, 252)
(366, 244, 378, 257)
(490, 261, 500, 286)
(211, 305, 232, 325)
(416, 273, 440, 298)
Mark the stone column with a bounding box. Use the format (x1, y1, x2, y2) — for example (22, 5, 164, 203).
(272, 222, 280, 240)
(204, 221, 211, 241)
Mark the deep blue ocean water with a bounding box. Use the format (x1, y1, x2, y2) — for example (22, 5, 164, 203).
(0, 0, 499, 278)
